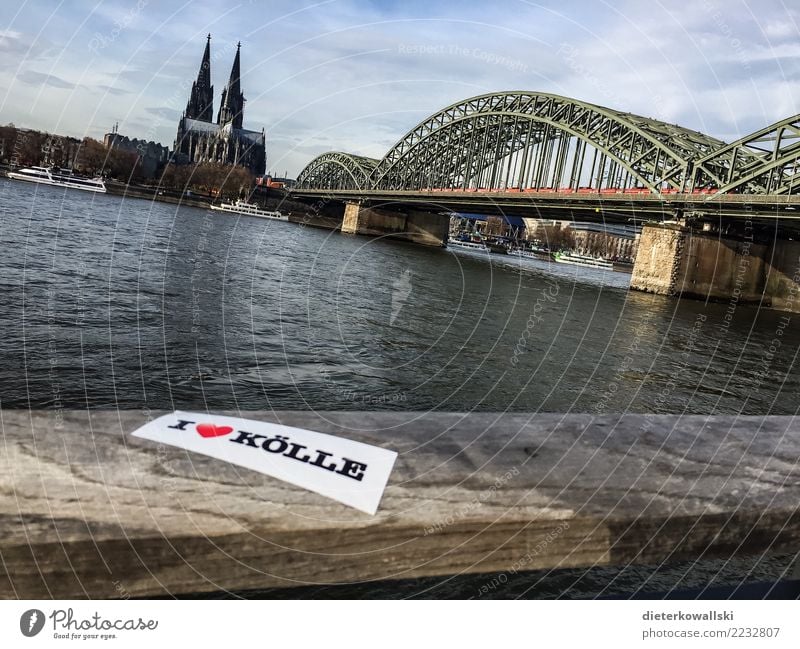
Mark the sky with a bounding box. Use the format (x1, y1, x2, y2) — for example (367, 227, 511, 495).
(1, 0, 798, 177)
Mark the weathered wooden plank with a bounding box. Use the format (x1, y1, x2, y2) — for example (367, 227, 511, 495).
(1, 410, 799, 598)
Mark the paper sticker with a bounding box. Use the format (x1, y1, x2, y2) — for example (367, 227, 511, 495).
(131, 411, 397, 515)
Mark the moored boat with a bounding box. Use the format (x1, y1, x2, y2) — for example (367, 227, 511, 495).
(447, 238, 488, 252)
(554, 251, 613, 270)
(486, 241, 509, 254)
(6, 166, 106, 193)
(210, 199, 288, 220)
(511, 248, 553, 261)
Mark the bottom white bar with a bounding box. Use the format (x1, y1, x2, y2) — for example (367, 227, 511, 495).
(0, 600, 797, 648)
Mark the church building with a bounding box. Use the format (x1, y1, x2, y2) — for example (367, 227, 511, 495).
(173, 36, 266, 176)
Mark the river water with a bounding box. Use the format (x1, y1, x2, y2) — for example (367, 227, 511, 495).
(1, 177, 799, 415)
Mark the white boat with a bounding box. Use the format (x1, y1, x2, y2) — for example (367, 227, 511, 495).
(210, 199, 287, 220)
(554, 251, 613, 270)
(511, 249, 546, 260)
(448, 238, 488, 252)
(6, 166, 106, 193)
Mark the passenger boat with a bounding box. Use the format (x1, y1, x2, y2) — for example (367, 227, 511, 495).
(447, 238, 488, 252)
(210, 199, 288, 220)
(486, 241, 510, 255)
(554, 251, 613, 270)
(6, 166, 106, 193)
(511, 248, 552, 261)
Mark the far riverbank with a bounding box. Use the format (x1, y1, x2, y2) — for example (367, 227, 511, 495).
(104, 180, 343, 230)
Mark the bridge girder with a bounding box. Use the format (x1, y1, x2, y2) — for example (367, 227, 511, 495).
(369, 92, 725, 195)
(295, 92, 800, 198)
(692, 115, 800, 197)
(295, 151, 379, 191)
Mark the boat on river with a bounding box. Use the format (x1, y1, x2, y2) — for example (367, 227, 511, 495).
(511, 248, 553, 261)
(486, 241, 510, 254)
(6, 166, 106, 193)
(554, 251, 613, 270)
(210, 199, 288, 220)
(448, 238, 488, 252)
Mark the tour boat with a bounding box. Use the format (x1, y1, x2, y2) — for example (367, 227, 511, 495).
(511, 248, 551, 261)
(554, 251, 613, 270)
(447, 238, 488, 252)
(6, 166, 106, 193)
(210, 199, 288, 220)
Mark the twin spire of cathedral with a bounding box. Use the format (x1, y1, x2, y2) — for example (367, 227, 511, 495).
(184, 35, 245, 129)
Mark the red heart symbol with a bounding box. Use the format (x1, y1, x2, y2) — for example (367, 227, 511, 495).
(196, 423, 234, 438)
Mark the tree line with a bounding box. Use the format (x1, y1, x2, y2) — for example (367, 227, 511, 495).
(157, 162, 254, 197)
(0, 125, 142, 180)
(1, 125, 255, 197)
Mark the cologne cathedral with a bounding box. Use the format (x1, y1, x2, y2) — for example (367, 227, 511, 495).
(173, 36, 266, 175)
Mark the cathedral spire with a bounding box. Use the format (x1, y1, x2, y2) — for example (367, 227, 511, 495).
(184, 34, 214, 122)
(217, 41, 244, 129)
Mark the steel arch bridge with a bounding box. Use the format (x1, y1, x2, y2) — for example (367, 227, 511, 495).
(692, 115, 800, 195)
(293, 151, 379, 191)
(295, 91, 800, 199)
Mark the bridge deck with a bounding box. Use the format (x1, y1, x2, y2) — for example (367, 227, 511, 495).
(1, 410, 798, 598)
(290, 189, 800, 223)
(293, 188, 800, 203)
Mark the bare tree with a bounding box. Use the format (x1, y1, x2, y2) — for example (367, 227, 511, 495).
(159, 162, 254, 197)
(485, 216, 505, 236)
(539, 224, 575, 250)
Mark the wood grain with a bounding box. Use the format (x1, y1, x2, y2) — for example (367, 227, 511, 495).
(1, 410, 799, 598)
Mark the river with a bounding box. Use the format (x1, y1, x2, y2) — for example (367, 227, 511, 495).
(1, 177, 798, 416)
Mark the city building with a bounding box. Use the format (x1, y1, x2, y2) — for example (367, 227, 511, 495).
(448, 212, 526, 239)
(523, 218, 640, 260)
(568, 221, 640, 261)
(40, 133, 82, 168)
(173, 35, 266, 176)
(104, 124, 170, 178)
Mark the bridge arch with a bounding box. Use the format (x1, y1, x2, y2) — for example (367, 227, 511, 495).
(368, 92, 725, 195)
(295, 152, 379, 190)
(691, 114, 800, 196)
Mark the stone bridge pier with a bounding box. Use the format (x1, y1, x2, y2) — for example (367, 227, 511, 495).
(341, 201, 447, 247)
(631, 224, 800, 313)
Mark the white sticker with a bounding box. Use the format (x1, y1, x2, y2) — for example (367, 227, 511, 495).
(131, 411, 398, 515)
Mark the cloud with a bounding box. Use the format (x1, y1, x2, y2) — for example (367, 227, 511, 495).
(0, 29, 58, 69)
(144, 106, 181, 120)
(0, 29, 27, 55)
(762, 20, 799, 41)
(2, 0, 799, 174)
(16, 70, 75, 89)
(94, 84, 131, 96)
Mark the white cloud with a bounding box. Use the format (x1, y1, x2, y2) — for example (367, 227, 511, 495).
(16, 70, 76, 89)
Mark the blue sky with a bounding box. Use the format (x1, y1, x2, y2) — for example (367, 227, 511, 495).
(1, 0, 798, 176)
